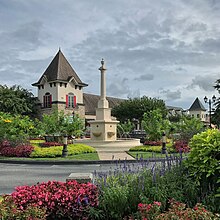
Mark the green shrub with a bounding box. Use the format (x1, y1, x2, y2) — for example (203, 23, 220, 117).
(93, 164, 199, 219)
(185, 129, 220, 212)
(130, 144, 175, 153)
(30, 144, 96, 158)
(0, 196, 47, 220)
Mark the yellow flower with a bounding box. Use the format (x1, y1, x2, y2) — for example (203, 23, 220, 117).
(3, 119, 12, 123)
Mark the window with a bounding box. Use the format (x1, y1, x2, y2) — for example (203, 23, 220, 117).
(66, 93, 76, 108)
(197, 114, 200, 118)
(43, 93, 52, 108)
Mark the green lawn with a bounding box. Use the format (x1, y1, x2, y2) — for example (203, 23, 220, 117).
(0, 152, 99, 161)
(128, 151, 169, 159)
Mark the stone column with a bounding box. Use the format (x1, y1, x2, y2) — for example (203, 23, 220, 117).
(98, 59, 109, 109)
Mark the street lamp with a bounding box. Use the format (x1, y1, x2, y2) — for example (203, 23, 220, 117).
(62, 134, 68, 157)
(204, 95, 216, 128)
(161, 132, 167, 154)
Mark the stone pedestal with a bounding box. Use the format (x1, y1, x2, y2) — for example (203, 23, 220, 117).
(89, 59, 119, 142)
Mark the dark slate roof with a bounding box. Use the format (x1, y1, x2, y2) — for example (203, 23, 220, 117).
(166, 105, 183, 111)
(32, 49, 88, 87)
(83, 93, 125, 115)
(189, 97, 206, 111)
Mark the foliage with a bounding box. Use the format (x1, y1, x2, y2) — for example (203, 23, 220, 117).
(10, 180, 99, 220)
(129, 201, 161, 220)
(173, 140, 190, 153)
(0, 145, 34, 157)
(185, 129, 220, 204)
(112, 96, 167, 122)
(42, 109, 84, 137)
(156, 199, 219, 220)
(213, 79, 220, 127)
(143, 140, 162, 146)
(93, 160, 200, 219)
(0, 84, 38, 117)
(0, 112, 41, 144)
(39, 142, 62, 147)
(117, 119, 134, 138)
(129, 144, 175, 153)
(172, 115, 204, 142)
(142, 109, 170, 141)
(0, 196, 47, 220)
(30, 144, 96, 158)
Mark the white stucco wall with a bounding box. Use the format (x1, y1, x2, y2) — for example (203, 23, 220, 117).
(57, 82, 83, 104)
(189, 110, 207, 122)
(38, 82, 58, 103)
(37, 81, 83, 104)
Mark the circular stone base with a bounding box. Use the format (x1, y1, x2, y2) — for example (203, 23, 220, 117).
(73, 138, 141, 152)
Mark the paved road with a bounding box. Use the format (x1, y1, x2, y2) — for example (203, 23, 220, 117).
(0, 160, 158, 195)
(0, 163, 116, 194)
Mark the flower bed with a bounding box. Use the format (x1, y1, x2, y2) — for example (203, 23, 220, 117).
(4, 180, 98, 219)
(0, 145, 34, 157)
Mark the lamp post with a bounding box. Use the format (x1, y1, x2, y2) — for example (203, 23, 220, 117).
(62, 134, 68, 157)
(161, 132, 167, 154)
(204, 95, 216, 128)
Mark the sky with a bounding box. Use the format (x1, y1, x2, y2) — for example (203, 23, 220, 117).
(0, 0, 220, 110)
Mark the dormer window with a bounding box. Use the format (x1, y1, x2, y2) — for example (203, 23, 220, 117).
(50, 83, 52, 87)
(75, 85, 78, 89)
(66, 93, 76, 108)
(41, 85, 44, 89)
(43, 92, 52, 108)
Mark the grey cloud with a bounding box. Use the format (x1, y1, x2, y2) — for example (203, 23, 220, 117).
(134, 74, 154, 81)
(199, 38, 220, 53)
(160, 89, 181, 101)
(188, 74, 217, 91)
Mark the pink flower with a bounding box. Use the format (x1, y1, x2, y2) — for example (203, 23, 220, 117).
(138, 203, 144, 208)
(153, 201, 161, 206)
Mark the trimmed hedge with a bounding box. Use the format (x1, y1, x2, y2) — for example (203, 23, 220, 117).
(30, 144, 96, 158)
(0, 145, 34, 157)
(129, 144, 175, 153)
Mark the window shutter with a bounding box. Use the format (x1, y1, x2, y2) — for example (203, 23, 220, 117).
(49, 95, 52, 107)
(43, 96, 46, 108)
(74, 96, 76, 107)
(66, 95, 69, 108)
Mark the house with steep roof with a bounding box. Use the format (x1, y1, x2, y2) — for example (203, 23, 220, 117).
(32, 49, 125, 121)
(32, 49, 88, 118)
(188, 97, 207, 122)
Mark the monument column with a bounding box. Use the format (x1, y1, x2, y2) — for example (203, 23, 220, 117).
(89, 59, 119, 141)
(98, 59, 109, 109)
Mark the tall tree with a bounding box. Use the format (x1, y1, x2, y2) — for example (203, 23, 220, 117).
(112, 96, 167, 122)
(213, 79, 220, 127)
(0, 85, 38, 117)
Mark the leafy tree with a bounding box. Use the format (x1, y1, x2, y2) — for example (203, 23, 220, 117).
(212, 79, 220, 127)
(117, 119, 134, 138)
(0, 85, 38, 117)
(141, 109, 170, 141)
(172, 115, 204, 142)
(42, 110, 84, 138)
(0, 112, 40, 145)
(112, 96, 167, 123)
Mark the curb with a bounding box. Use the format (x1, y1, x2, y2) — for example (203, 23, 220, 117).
(0, 157, 183, 165)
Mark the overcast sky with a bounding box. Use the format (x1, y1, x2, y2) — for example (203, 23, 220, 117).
(1, 0, 220, 109)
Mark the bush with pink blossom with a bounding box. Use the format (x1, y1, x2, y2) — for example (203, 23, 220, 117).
(10, 180, 99, 219)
